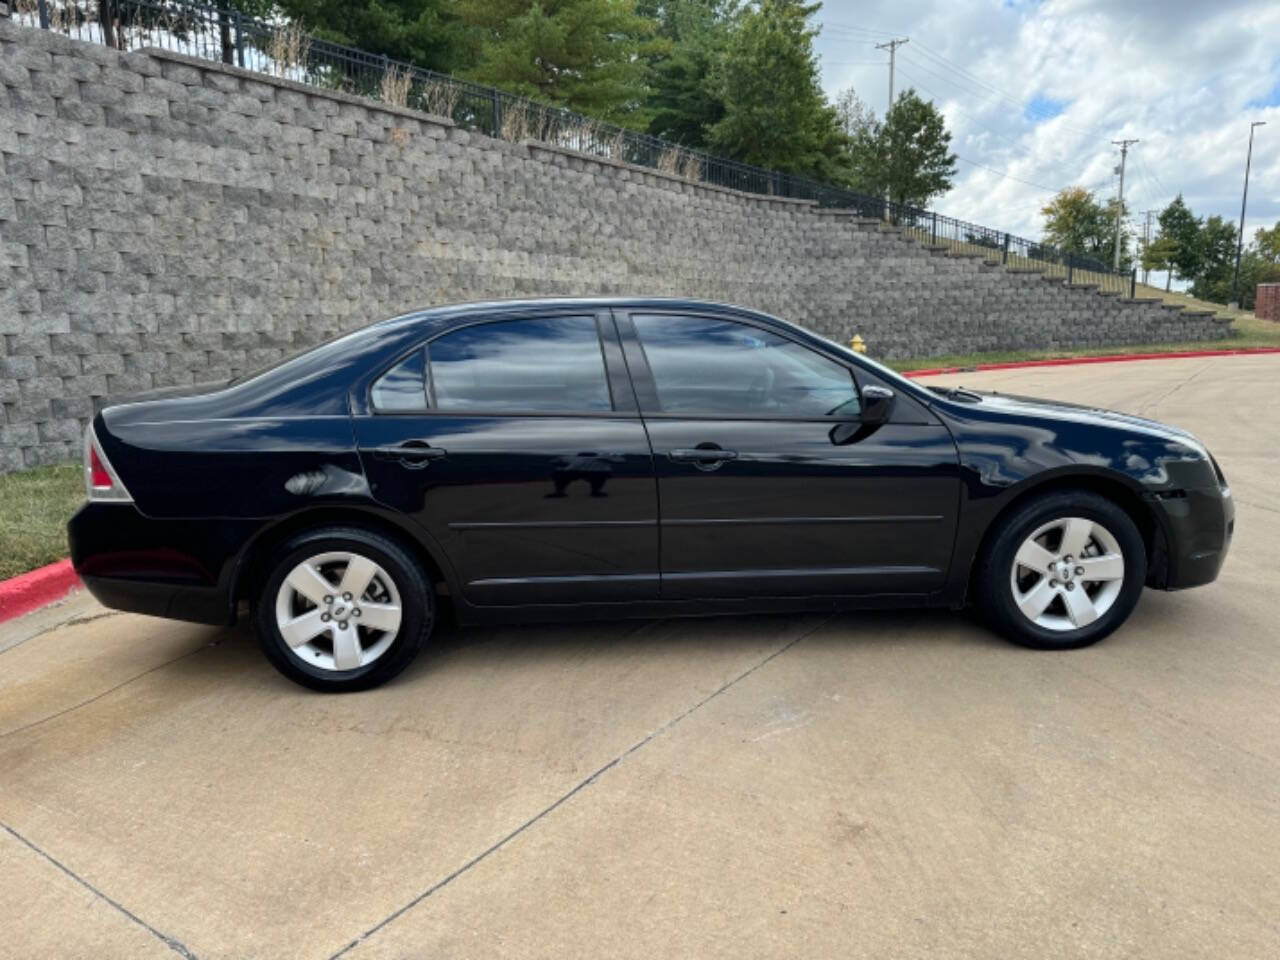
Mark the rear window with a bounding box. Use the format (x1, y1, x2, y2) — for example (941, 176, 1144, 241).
(370, 315, 614, 415)
(370, 348, 428, 413)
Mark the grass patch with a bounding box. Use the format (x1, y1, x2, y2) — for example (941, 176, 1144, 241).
(0, 463, 84, 580)
(888, 310, 1280, 372)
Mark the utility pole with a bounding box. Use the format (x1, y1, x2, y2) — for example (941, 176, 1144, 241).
(875, 38, 909, 115)
(1140, 209, 1157, 285)
(1111, 139, 1139, 271)
(875, 38, 908, 221)
(1232, 121, 1266, 308)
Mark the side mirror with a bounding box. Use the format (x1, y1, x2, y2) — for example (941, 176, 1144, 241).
(860, 384, 895, 425)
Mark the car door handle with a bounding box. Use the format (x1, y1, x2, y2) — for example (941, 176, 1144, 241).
(370, 441, 447, 465)
(669, 448, 738, 463)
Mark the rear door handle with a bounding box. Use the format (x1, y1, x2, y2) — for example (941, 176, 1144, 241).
(669, 448, 738, 463)
(370, 440, 447, 466)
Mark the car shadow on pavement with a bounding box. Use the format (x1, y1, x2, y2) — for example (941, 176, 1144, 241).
(198, 605, 1006, 693)
(164, 588, 1202, 695)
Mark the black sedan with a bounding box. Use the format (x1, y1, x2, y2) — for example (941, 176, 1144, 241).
(68, 298, 1234, 691)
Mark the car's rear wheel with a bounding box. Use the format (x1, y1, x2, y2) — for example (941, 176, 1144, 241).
(254, 527, 433, 691)
(977, 491, 1146, 650)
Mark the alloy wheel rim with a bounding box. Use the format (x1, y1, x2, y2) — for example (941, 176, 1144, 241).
(1009, 517, 1125, 632)
(274, 551, 402, 672)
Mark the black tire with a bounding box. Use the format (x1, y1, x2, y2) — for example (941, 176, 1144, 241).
(253, 526, 434, 692)
(976, 490, 1147, 650)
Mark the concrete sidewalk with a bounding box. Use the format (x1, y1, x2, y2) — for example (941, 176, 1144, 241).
(2, 355, 1278, 959)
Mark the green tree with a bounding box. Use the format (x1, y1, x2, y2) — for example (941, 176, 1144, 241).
(1142, 234, 1180, 291)
(457, 0, 657, 124)
(1041, 187, 1110, 255)
(1189, 215, 1238, 303)
(1230, 248, 1280, 310)
(833, 87, 880, 193)
(1255, 221, 1280, 264)
(639, 0, 738, 147)
(1157, 195, 1203, 286)
(855, 89, 957, 209)
(1039, 187, 1130, 266)
(833, 87, 876, 137)
(705, 0, 853, 182)
(274, 0, 467, 72)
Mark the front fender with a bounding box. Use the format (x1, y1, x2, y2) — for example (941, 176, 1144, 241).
(934, 401, 1217, 604)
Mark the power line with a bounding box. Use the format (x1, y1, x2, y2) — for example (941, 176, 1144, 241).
(953, 154, 1076, 195)
(893, 64, 1089, 181)
(821, 23, 901, 39)
(906, 42, 1106, 137)
(823, 22, 1106, 137)
(895, 51, 1088, 133)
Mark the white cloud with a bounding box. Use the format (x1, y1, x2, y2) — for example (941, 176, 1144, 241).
(814, 0, 1280, 251)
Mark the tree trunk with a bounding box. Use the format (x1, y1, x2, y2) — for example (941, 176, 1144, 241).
(99, 0, 116, 49)
(1165, 271, 1172, 292)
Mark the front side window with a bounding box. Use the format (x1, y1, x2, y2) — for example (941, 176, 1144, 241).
(632, 315, 860, 418)
(428, 316, 612, 413)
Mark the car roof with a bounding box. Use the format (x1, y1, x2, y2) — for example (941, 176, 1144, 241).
(373, 297, 778, 330)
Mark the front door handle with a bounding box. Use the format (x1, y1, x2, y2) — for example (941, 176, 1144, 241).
(669, 446, 738, 468)
(370, 440, 447, 467)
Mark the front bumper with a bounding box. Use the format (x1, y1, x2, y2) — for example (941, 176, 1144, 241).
(1150, 485, 1233, 590)
(68, 502, 258, 625)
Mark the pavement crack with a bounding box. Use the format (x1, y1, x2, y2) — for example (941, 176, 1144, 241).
(1136, 361, 1212, 417)
(327, 614, 831, 959)
(1234, 497, 1280, 516)
(0, 645, 210, 740)
(1, 819, 197, 959)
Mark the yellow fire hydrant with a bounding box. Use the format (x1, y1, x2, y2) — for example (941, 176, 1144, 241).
(849, 334, 867, 354)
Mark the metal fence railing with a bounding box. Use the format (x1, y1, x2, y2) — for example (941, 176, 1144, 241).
(13, 0, 1139, 298)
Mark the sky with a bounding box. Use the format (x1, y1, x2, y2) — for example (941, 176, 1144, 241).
(813, 0, 1280, 253)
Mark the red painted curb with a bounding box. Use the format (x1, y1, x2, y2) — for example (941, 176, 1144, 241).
(0, 558, 82, 625)
(902, 346, 1280, 378)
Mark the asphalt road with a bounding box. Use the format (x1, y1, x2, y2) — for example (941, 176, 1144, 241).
(2, 355, 1277, 960)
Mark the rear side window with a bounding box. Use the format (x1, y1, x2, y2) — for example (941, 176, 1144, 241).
(371, 348, 428, 413)
(632, 314, 859, 418)
(428, 316, 612, 413)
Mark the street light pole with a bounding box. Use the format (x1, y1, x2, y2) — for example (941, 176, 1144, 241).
(1232, 121, 1266, 308)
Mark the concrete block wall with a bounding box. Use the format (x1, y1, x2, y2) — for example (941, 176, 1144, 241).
(0, 20, 1233, 470)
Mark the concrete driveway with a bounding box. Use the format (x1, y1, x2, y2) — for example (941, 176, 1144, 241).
(2, 355, 1277, 960)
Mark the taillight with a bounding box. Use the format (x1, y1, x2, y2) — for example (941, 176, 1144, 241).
(83, 423, 133, 503)
(89, 445, 113, 489)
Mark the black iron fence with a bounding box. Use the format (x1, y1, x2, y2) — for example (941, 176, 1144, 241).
(14, 0, 1138, 298)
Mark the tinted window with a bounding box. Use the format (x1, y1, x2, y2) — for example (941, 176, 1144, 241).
(429, 316, 612, 413)
(371, 348, 428, 413)
(633, 315, 859, 417)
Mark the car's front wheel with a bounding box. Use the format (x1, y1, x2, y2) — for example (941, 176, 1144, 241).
(977, 491, 1147, 650)
(254, 527, 434, 691)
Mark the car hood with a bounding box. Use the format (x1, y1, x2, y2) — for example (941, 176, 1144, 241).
(961, 389, 1203, 446)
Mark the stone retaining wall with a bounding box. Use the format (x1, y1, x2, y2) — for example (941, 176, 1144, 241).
(0, 19, 1232, 470)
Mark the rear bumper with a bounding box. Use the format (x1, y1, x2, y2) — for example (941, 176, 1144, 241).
(68, 502, 256, 626)
(1151, 485, 1234, 590)
(79, 573, 231, 625)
